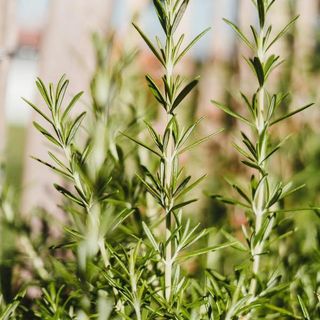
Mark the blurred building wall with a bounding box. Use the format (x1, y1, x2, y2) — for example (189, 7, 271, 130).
(292, 0, 318, 104)
(20, 0, 320, 215)
(21, 0, 114, 214)
(21, 0, 150, 214)
(197, 0, 236, 124)
(0, 0, 17, 157)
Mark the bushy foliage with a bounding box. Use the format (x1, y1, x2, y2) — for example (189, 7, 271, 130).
(0, 1, 319, 319)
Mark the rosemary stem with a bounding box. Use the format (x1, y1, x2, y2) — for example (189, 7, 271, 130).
(164, 99, 174, 302)
(249, 28, 267, 298)
(165, 208, 172, 300)
(164, 27, 174, 301)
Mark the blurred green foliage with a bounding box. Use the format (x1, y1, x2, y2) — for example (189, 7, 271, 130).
(1, 0, 320, 319)
(5, 125, 26, 204)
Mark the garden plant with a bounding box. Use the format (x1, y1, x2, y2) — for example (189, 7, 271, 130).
(0, 0, 319, 319)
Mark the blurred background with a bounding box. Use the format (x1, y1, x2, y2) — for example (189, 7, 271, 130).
(0, 1, 320, 314)
(0, 0, 319, 234)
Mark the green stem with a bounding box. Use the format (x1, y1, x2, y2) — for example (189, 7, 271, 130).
(249, 29, 267, 299)
(165, 208, 172, 301)
(164, 24, 174, 302)
(164, 67, 174, 303)
(64, 145, 106, 269)
(134, 304, 142, 320)
(131, 278, 142, 320)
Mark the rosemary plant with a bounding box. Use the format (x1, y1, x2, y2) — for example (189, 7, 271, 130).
(23, 34, 147, 318)
(2, 1, 316, 319)
(127, 1, 231, 316)
(212, 0, 316, 318)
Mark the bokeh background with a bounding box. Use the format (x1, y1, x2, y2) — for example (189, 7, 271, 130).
(0, 0, 319, 254)
(1, 1, 320, 316)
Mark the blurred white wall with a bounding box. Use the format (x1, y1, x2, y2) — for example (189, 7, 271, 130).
(1, 0, 17, 153)
(5, 0, 239, 126)
(5, 0, 49, 125)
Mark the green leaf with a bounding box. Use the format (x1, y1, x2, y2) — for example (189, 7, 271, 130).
(267, 0, 276, 11)
(142, 222, 160, 253)
(253, 215, 274, 246)
(111, 209, 135, 232)
(250, 25, 259, 47)
(270, 103, 314, 126)
(32, 121, 62, 147)
(153, 0, 167, 33)
(48, 151, 69, 171)
(264, 303, 301, 318)
(264, 54, 280, 79)
(263, 25, 272, 47)
(223, 18, 253, 49)
(267, 16, 299, 51)
(177, 118, 202, 148)
(180, 226, 208, 251)
(164, 225, 183, 248)
(175, 174, 206, 200)
(22, 97, 53, 124)
(74, 185, 88, 204)
(232, 183, 251, 204)
(140, 165, 161, 192)
(173, 176, 191, 197)
(146, 75, 167, 108)
(261, 134, 291, 163)
(260, 282, 290, 298)
(297, 295, 311, 320)
(233, 142, 255, 161)
(242, 160, 263, 173)
(172, 0, 189, 34)
(225, 295, 252, 318)
(177, 241, 237, 261)
(61, 91, 84, 122)
(237, 298, 269, 315)
(144, 120, 163, 150)
(257, 0, 265, 28)
(241, 132, 257, 159)
(136, 174, 161, 202)
(266, 207, 320, 214)
(121, 132, 162, 158)
(1, 290, 26, 320)
(133, 23, 164, 65)
(242, 92, 257, 117)
(36, 78, 52, 108)
(171, 77, 199, 112)
(54, 184, 85, 207)
(212, 100, 254, 127)
(266, 183, 282, 208)
(280, 183, 305, 200)
(211, 194, 251, 209)
(178, 129, 223, 154)
(66, 111, 86, 145)
(31, 156, 72, 179)
(55, 76, 69, 111)
(261, 145, 280, 164)
(162, 74, 174, 103)
(250, 57, 265, 87)
(266, 94, 276, 121)
(175, 28, 210, 65)
(221, 229, 248, 251)
(171, 199, 197, 211)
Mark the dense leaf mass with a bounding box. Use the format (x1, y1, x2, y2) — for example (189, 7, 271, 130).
(0, 0, 319, 319)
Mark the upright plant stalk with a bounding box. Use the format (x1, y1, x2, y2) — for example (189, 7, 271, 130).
(23, 76, 113, 273)
(130, 0, 219, 307)
(162, 2, 176, 300)
(249, 16, 268, 298)
(24, 38, 149, 317)
(213, 0, 315, 309)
